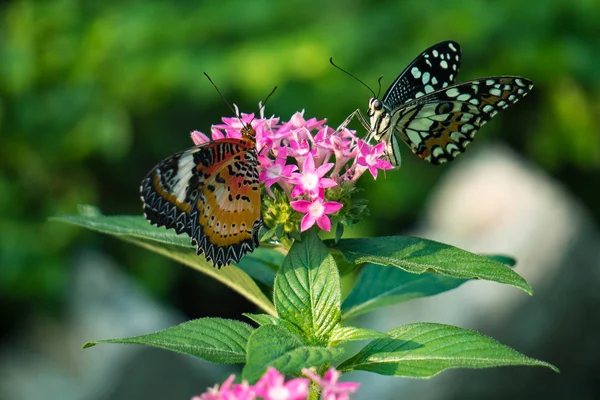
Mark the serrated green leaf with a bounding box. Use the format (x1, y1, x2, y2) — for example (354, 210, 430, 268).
(243, 313, 306, 339)
(327, 236, 531, 294)
(52, 208, 276, 315)
(338, 322, 559, 377)
(273, 229, 341, 344)
(83, 318, 254, 364)
(244, 313, 280, 326)
(330, 325, 388, 346)
(243, 325, 343, 383)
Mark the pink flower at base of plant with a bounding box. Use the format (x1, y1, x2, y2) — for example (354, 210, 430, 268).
(254, 367, 310, 400)
(192, 374, 240, 400)
(302, 368, 360, 400)
(289, 154, 337, 199)
(356, 141, 394, 180)
(291, 197, 343, 232)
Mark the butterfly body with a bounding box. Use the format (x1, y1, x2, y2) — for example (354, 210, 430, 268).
(140, 127, 262, 268)
(363, 41, 533, 165)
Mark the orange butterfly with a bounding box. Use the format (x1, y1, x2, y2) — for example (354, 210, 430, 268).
(140, 123, 262, 268)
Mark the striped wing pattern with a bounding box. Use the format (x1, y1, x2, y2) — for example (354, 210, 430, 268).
(140, 137, 262, 268)
(391, 76, 533, 164)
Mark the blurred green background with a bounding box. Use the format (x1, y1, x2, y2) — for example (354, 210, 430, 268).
(1, 0, 599, 398)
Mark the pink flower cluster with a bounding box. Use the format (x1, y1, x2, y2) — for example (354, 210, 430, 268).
(191, 109, 393, 232)
(191, 367, 360, 400)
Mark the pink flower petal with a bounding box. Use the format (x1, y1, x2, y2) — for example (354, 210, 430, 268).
(300, 213, 317, 231)
(316, 214, 332, 231)
(322, 201, 343, 214)
(290, 200, 311, 213)
(191, 130, 210, 145)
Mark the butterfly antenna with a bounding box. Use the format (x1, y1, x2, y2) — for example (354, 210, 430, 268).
(329, 57, 376, 98)
(203, 72, 238, 116)
(376, 75, 384, 98)
(255, 86, 278, 121)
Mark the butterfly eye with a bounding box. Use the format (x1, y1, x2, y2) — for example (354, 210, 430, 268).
(373, 100, 383, 111)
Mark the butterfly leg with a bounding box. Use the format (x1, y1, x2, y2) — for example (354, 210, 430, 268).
(336, 109, 370, 132)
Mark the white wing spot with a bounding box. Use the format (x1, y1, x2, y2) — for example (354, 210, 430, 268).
(411, 67, 422, 79)
(490, 88, 502, 96)
(457, 93, 471, 101)
(440, 60, 448, 69)
(446, 88, 460, 97)
(424, 84, 435, 94)
(432, 147, 445, 158)
(451, 132, 466, 142)
(448, 42, 457, 52)
(486, 79, 495, 86)
(432, 49, 439, 57)
(422, 71, 430, 84)
(469, 98, 479, 105)
(460, 123, 474, 134)
(431, 76, 438, 85)
(446, 143, 460, 154)
(483, 104, 494, 113)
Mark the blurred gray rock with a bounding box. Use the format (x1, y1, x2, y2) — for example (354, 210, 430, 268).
(355, 145, 600, 400)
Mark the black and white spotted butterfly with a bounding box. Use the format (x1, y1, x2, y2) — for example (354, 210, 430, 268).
(340, 40, 533, 165)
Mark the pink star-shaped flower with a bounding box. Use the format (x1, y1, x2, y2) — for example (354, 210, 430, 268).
(254, 367, 310, 400)
(356, 141, 394, 179)
(290, 197, 343, 232)
(289, 154, 337, 199)
(258, 148, 297, 190)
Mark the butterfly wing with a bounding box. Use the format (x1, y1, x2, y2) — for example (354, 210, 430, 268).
(388, 76, 533, 164)
(140, 138, 261, 267)
(382, 41, 461, 109)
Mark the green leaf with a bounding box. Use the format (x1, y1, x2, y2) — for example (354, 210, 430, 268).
(236, 247, 282, 287)
(52, 207, 276, 315)
(83, 318, 254, 364)
(485, 254, 517, 267)
(244, 313, 280, 326)
(341, 263, 470, 319)
(338, 322, 559, 377)
(273, 229, 341, 344)
(243, 313, 306, 339)
(327, 236, 532, 294)
(330, 325, 388, 346)
(243, 324, 343, 383)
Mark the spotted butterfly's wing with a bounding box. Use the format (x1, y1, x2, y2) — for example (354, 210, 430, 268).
(382, 41, 461, 109)
(388, 76, 533, 165)
(140, 138, 262, 268)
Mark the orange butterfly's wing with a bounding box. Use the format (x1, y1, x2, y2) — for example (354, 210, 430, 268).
(140, 138, 262, 268)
